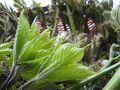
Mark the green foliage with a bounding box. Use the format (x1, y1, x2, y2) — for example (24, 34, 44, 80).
(4, 11, 94, 89)
(0, 0, 120, 89)
(110, 7, 120, 34)
(0, 3, 17, 43)
(103, 67, 120, 90)
(0, 42, 12, 56)
(0, 42, 13, 80)
(25, 81, 58, 90)
(0, 68, 4, 77)
(15, 11, 30, 57)
(14, 0, 26, 11)
(11, 11, 55, 81)
(0, 42, 12, 49)
(0, 48, 12, 54)
(46, 64, 93, 81)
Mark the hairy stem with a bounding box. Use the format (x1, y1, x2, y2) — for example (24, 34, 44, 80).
(17, 77, 37, 90)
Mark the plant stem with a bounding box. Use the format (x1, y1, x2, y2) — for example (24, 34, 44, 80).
(17, 65, 53, 90)
(66, 4, 77, 38)
(101, 53, 120, 70)
(17, 48, 87, 90)
(88, 44, 120, 89)
(17, 77, 37, 90)
(101, 44, 114, 69)
(52, 6, 59, 37)
(66, 62, 120, 90)
(102, 67, 120, 90)
(109, 44, 115, 60)
(100, 44, 120, 70)
(50, 0, 56, 14)
(0, 65, 16, 90)
(0, 37, 18, 89)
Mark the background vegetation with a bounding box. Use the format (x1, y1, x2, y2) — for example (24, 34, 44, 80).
(0, 0, 120, 90)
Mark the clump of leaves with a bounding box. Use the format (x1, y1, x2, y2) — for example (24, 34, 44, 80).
(110, 7, 120, 33)
(0, 41, 13, 85)
(0, 11, 94, 90)
(0, 3, 17, 43)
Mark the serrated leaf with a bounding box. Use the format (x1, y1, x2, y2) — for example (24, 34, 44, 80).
(37, 37, 56, 50)
(18, 41, 33, 63)
(53, 43, 85, 65)
(46, 64, 94, 81)
(54, 34, 64, 50)
(19, 28, 55, 63)
(22, 57, 47, 80)
(15, 11, 30, 57)
(12, 11, 94, 89)
(40, 43, 86, 71)
(34, 49, 52, 59)
(37, 43, 88, 82)
(21, 50, 52, 80)
(33, 28, 51, 50)
(29, 17, 40, 40)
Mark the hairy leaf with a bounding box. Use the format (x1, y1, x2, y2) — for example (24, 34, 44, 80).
(40, 43, 86, 72)
(11, 12, 94, 89)
(19, 28, 55, 63)
(15, 11, 30, 57)
(22, 50, 52, 80)
(46, 64, 94, 81)
(22, 57, 47, 80)
(29, 18, 40, 41)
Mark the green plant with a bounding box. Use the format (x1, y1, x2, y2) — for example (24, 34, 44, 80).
(0, 41, 13, 82)
(0, 3, 17, 43)
(67, 62, 120, 90)
(103, 66, 120, 90)
(0, 11, 94, 90)
(67, 43, 120, 90)
(0, 1, 119, 89)
(106, 6, 120, 42)
(102, 44, 120, 90)
(110, 7, 120, 33)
